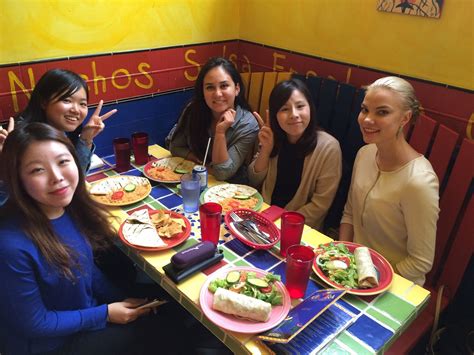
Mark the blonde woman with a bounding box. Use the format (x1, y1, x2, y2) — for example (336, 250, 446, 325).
(340, 76, 440, 286)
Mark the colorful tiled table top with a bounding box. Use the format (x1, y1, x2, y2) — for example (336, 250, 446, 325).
(88, 145, 431, 354)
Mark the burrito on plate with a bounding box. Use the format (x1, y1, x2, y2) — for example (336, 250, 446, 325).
(354, 247, 379, 288)
(212, 287, 272, 322)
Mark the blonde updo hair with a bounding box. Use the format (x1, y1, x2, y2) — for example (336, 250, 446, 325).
(367, 76, 421, 120)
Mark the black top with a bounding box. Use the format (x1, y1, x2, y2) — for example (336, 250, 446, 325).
(271, 141, 305, 207)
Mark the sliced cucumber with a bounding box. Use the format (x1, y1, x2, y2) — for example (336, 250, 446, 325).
(247, 278, 269, 288)
(124, 183, 136, 193)
(226, 271, 240, 284)
(174, 168, 190, 174)
(234, 194, 250, 200)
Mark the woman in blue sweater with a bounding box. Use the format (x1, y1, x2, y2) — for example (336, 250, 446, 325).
(0, 123, 181, 354)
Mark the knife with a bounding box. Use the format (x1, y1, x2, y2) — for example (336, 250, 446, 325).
(233, 222, 271, 244)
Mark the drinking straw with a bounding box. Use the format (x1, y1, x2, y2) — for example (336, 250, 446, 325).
(203, 137, 211, 165)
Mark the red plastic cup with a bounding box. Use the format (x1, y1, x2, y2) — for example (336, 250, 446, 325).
(279, 211, 305, 257)
(285, 245, 315, 299)
(199, 202, 222, 246)
(113, 137, 131, 172)
(131, 132, 149, 165)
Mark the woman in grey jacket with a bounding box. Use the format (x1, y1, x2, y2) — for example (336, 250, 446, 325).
(168, 57, 258, 183)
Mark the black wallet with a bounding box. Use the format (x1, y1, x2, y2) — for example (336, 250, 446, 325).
(163, 250, 223, 283)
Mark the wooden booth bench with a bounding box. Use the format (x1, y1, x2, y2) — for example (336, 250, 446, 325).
(242, 71, 473, 353)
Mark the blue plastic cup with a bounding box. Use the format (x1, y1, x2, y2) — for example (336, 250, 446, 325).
(180, 174, 201, 213)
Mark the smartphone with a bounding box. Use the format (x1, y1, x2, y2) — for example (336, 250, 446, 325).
(135, 299, 168, 310)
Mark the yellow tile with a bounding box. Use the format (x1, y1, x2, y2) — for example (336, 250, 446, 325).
(245, 339, 274, 355)
(387, 273, 414, 297)
(178, 273, 207, 302)
(140, 250, 174, 270)
(149, 144, 170, 159)
(302, 228, 333, 245)
(404, 285, 431, 307)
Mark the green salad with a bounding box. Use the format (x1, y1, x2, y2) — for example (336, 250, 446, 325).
(208, 270, 283, 305)
(316, 242, 359, 289)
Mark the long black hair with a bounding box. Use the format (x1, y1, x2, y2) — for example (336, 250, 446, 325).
(269, 78, 319, 158)
(181, 57, 251, 160)
(1, 122, 114, 280)
(17, 69, 89, 142)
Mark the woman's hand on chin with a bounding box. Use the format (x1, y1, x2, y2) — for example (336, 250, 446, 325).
(215, 108, 236, 135)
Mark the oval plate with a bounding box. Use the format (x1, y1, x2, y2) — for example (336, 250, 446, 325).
(200, 266, 291, 334)
(312, 241, 394, 296)
(143, 157, 195, 183)
(200, 184, 263, 213)
(89, 175, 151, 207)
(118, 210, 191, 251)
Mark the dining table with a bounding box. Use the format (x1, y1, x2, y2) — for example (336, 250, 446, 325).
(86, 144, 431, 354)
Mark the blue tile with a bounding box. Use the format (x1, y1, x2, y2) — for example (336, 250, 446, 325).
(304, 279, 324, 298)
(245, 250, 280, 270)
(150, 185, 173, 199)
(336, 299, 361, 315)
(347, 314, 393, 351)
(120, 169, 142, 177)
(102, 154, 116, 165)
(268, 261, 286, 278)
(225, 238, 253, 256)
(268, 303, 354, 354)
(158, 193, 182, 209)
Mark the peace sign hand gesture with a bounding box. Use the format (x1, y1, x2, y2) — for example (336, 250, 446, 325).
(80, 100, 117, 144)
(253, 110, 273, 155)
(0, 117, 15, 153)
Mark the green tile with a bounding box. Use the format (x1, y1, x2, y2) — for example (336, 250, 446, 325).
(321, 342, 352, 355)
(366, 308, 401, 331)
(173, 238, 199, 252)
(105, 170, 118, 176)
(142, 196, 154, 203)
(222, 247, 238, 262)
(149, 200, 164, 209)
(336, 332, 374, 355)
(373, 292, 416, 323)
(235, 259, 252, 267)
(343, 294, 369, 311)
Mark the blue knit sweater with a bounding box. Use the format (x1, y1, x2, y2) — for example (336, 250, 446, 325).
(0, 212, 124, 354)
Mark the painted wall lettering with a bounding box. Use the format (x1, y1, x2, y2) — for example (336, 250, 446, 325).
(184, 49, 200, 82)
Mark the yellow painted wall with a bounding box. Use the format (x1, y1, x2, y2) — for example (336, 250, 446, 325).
(0, 0, 240, 64)
(239, 0, 473, 90)
(1, 0, 472, 90)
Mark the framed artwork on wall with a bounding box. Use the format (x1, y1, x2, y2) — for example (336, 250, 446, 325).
(377, 0, 444, 18)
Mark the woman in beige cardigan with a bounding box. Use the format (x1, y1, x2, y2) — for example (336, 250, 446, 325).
(249, 79, 342, 230)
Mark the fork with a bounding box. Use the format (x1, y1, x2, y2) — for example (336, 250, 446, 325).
(230, 212, 271, 238)
(229, 212, 271, 244)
